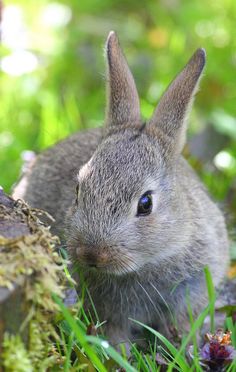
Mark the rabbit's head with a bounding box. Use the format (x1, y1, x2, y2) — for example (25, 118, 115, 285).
(67, 31, 206, 275)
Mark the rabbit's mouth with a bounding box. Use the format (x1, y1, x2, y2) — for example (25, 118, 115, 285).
(77, 256, 139, 276)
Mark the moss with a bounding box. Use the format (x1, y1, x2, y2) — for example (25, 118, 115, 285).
(0, 199, 70, 370)
(2, 334, 33, 372)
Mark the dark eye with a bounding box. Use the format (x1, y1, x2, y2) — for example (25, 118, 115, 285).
(137, 192, 152, 216)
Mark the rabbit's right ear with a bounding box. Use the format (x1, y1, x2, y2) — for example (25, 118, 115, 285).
(105, 31, 142, 130)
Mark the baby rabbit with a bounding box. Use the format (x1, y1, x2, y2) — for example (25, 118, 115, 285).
(14, 31, 229, 346)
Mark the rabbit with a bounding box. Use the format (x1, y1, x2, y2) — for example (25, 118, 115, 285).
(13, 31, 229, 346)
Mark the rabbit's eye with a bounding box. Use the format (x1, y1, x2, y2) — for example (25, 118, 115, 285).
(137, 192, 152, 216)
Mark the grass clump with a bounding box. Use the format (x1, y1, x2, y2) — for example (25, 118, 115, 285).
(51, 267, 236, 371)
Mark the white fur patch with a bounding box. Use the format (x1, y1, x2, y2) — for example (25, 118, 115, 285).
(12, 175, 29, 199)
(77, 158, 93, 181)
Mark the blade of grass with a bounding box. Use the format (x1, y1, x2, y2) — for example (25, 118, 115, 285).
(186, 292, 202, 372)
(204, 266, 216, 333)
(131, 343, 149, 372)
(119, 342, 129, 361)
(86, 336, 137, 372)
(225, 317, 236, 348)
(226, 359, 236, 372)
(52, 294, 107, 372)
(64, 331, 74, 372)
(168, 304, 210, 371)
(157, 345, 180, 368)
(130, 319, 189, 371)
(169, 268, 216, 370)
(144, 352, 162, 371)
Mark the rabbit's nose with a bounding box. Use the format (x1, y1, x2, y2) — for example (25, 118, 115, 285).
(82, 250, 109, 268)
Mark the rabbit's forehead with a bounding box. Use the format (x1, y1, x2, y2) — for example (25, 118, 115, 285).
(98, 133, 161, 167)
(78, 133, 163, 194)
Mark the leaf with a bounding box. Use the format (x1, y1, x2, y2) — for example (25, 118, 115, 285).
(216, 305, 236, 317)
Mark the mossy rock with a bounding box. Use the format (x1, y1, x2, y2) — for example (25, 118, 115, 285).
(0, 189, 65, 370)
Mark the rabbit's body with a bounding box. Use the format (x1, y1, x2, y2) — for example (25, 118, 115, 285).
(20, 128, 102, 236)
(14, 32, 229, 346)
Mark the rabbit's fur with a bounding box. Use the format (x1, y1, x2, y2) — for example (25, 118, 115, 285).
(14, 32, 229, 346)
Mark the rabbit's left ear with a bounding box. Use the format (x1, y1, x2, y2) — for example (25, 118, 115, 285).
(146, 49, 206, 157)
(105, 31, 142, 130)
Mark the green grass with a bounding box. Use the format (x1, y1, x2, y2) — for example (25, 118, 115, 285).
(51, 267, 236, 371)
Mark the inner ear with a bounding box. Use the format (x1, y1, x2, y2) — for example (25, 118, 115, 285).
(146, 48, 206, 158)
(105, 31, 142, 131)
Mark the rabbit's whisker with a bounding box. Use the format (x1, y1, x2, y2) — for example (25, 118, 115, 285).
(137, 280, 165, 325)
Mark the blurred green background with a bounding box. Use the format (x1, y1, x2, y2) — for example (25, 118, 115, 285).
(0, 0, 236, 229)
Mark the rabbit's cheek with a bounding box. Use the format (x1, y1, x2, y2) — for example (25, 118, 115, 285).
(135, 213, 158, 235)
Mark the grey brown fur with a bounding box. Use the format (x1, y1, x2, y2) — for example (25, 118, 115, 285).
(14, 31, 229, 346)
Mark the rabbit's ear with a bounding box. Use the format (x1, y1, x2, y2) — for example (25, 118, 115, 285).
(105, 31, 141, 129)
(146, 49, 206, 157)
